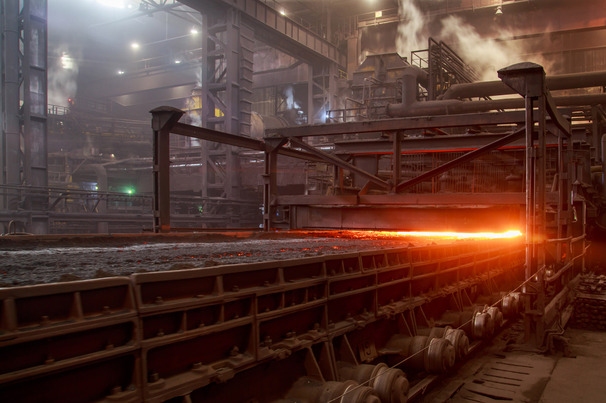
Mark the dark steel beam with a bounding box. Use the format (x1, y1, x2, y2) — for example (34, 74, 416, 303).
(171, 121, 323, 162)
(266, 111, 526, 137)
(80, 65, 199, 102)
(252, 62, 308, 89)
(151, 107, 184, 233)
(173, 122, 265, 151)
(544, 91, 571, 136)
(287, 136, 391, 190)
(277, 192, 541, 206)
(333, 130, 586, 155)
(180, 0, 345, 66)
(395, 128, 526, 192)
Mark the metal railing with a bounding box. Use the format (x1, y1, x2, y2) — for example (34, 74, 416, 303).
(0, 185, 262, 233)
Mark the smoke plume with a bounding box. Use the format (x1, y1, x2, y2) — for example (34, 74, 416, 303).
(439, 15, 555, 80)
(48, 46, 79, 107)
(394, 1, 554, 80)
(396, 0, 427, 60)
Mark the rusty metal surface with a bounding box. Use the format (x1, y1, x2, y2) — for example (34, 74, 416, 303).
(0, 238, 525, 402)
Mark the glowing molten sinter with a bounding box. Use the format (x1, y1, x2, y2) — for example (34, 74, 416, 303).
(391, 230, 523, 239)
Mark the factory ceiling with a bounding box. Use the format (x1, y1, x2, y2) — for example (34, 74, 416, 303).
(46, 0, 606, 118)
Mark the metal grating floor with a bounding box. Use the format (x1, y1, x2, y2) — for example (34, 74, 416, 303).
(451, 354, 555, 402)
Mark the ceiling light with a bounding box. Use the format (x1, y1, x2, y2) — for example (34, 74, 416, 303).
(117, 70, 125, 75)
(495, 5, 503, 15)
(190, 28, 199, 34)
(130, 42, 140, 49)
(60, 52, 74, 70)
(375, 11, 383, 18)
(280, 9, 286, 16)
(174, 60, 182, 64)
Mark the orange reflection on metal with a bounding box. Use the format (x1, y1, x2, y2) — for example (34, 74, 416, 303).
(386, 230, 523, 239)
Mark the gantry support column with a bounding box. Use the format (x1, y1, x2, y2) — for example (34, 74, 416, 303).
(262, 138, 286, 231)
(309, 62, 338, 126)
(498, 63, 548, 345)
(498, 62, 577, 347)
(151, 107, 184, 233)
(199, 8, 254, 220)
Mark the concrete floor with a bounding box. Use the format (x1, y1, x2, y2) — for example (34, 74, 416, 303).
(420, 324, 606, 402)
(540, 328, 606, 403)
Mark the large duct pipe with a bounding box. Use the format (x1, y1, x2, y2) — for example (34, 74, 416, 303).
(400, 66, 429, 107)
(442, 70, 606, 100)
(387, 67, 606, 118)
(386, 93, 606, 118)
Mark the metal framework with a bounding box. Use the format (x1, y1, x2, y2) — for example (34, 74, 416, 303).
(0, 0, 48, 234)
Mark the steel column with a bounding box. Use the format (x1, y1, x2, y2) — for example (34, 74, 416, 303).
(534, 93, 547, 344)
(151, 107, 184, 233)
(199, 8, 254, 208)
(1, 0, 21, 217)
(20, 0, 49, 234)
(263, 149, 278, 231)
(392, 132, 402, 192)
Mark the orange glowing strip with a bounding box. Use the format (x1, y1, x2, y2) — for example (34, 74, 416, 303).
(392, 230, 523, 239)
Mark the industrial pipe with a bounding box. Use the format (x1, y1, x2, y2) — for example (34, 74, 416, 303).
(386, 66, 606, 118)
(441, 70, 606, 100)
(386, 93, 606, 118)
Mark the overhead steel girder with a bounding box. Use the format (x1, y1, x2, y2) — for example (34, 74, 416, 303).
(268, 91, 606, 139)
(395, 128, 525, 192)
(276, 192, 560, 206)
(252, 62, 308, 89)
(80, 66, 199, 106)
(180, 0, 346, 67)
(151, 106, 324, 157)
(169, 120, 323, 162)
(266, 111, 527, 138)
(333, 126, 584, 156)
(287, 136, 391, 190)
(544, 91, 571, 136)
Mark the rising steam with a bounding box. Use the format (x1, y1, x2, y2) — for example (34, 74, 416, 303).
(48, 46, 79, 107)
(396, 0, 427, 59)
(395, 1, 554, 80)
(439, 15, 554, 80)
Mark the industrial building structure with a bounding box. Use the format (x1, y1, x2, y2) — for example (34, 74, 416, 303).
(1, 0, 606, 402)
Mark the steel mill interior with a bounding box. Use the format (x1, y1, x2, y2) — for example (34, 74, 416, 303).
(2, 0, 606, 402)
